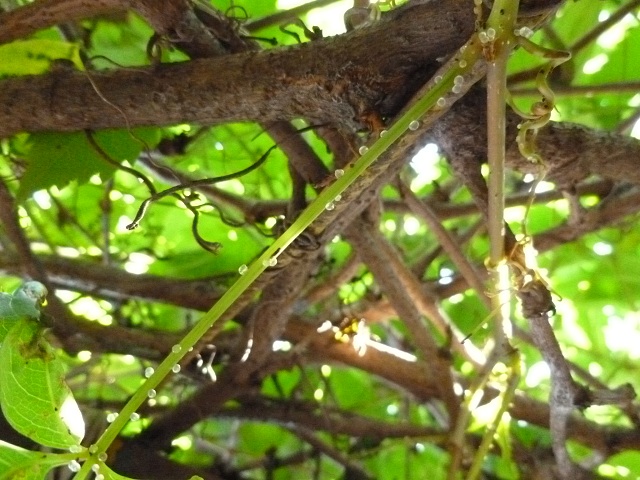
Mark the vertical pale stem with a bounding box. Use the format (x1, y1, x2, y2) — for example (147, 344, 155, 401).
(485, 0, 520, 348)
(486, 54, 511, 348)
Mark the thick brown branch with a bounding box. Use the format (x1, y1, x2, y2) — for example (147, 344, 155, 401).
(0, 0, 474, 137)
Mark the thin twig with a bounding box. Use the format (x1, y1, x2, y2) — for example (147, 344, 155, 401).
(399, 180, 489, 309)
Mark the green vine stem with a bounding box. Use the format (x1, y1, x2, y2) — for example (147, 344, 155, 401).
(72, 28, 485, 480)
(465, 351, 521, 480)
(447, 1, 521, 477)
(485, 0, 520, 349)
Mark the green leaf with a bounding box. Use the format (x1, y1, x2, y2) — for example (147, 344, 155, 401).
(86, 462, 204, 480)
(0, 440, 67, 480)
(330, 368, 375, 409)
(0, 319, 84, 449)
(98, 464, 142, 480)
(0, 40, 81, 77)
(17, 128, 160, 201)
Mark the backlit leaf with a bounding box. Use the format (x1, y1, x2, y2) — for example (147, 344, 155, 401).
(17, 128, 160, 201)
(0, 319, 84, 449)
(0, 40, 81, 77)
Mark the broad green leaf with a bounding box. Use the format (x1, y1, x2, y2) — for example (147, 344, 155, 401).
(0, 319, 84, 449)
(17, 128, 160, 201)
(0, 40, 81, 77)
(330, 368, 375, 409)
(98, 464, 143, 480)
(96, 463, 204, 480)
(0, 440, 67, 480)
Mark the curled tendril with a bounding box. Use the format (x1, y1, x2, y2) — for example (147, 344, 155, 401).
(190, 207, 222, 254)
(126, 144, 277, 230)
(508, 37, 571, 164)
(85, 131, 156, 197)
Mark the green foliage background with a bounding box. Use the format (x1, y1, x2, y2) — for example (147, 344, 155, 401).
(0, 0, 640, 479)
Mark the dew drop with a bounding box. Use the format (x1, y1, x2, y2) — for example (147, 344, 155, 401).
(458, 60, 467, 68)
(172, 364, 181, 373)
(358, 145, 369, 155)
(334, 169, 344, 178)
(171, 344, 182, 354)
(452, 85, 462, 94)
(96, 475, 105, 480)
(106, 412, 118, 423)
(268, 257, 278, 267)
(147, 389, 157, 399)
(379, 129, 388, 137)
(436, 97, 447, 108)
(69, 445, 82, 454)
(434, 75, 443, 83)
(68, 460, 81, 472)
(454, 75, 464, 86)
(92, 463, 100, 472)
(130, 412, 140, 421)
(89, 444, 98, 454)
(459, 45, 467, 53)
(98, 453, 108, 462)
(188, 347, 193, 352)
(262, 258, 270, 267)
(478, 31, 489, 44)
(408, 120, 420, 131)
(486, 28, 496, 40)
(144, 367, 154, 378)
(238, 264, 248, 275)
(520, 27, 534, 38)
(325, 202, 335, 211)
